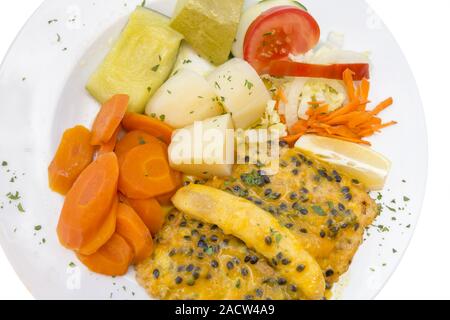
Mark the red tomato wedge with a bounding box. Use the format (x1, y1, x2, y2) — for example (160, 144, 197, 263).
(244, 6, 320, 74)
(268, 61, 370, 80)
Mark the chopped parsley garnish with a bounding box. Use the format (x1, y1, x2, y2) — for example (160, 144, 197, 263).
(159, 114, 166, 121)
(69, 262, 76, 268)
(17, 203, 25, 213)
(34, 225, 42, 231)
(244, 79, 254, 90)
(403, 196, 410, 202)
(312, 205, 326, 216)
(240, 170, 267, 187)
(6, 191, 20, 200)
(151, 64, 160, 72)
(214, 81, 221, 89)
(182, 59, 192, 64)
(1, 161, 7, 166)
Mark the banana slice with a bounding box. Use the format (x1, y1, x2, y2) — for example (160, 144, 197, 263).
(172, 184, 326, 300)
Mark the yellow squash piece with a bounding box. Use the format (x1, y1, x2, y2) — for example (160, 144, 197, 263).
(87, 7, 183, 113)
(172, 184, 326, 300)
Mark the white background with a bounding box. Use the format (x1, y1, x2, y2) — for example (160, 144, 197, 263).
(0, 0, 449, 300)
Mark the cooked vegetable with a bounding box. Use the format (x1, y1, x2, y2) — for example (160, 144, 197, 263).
(98, 126, 121, 156)
(122, 113, 174, 145)
(126, 197, 166, 236)
(116, 203, 153, 263)
(295, 135, 391, 190)
(171, 42, 216, 77)
(244, 6, 320, 74)
(90, 94, 128, 145)
(155, 171, 182, 206)
(119, 143, 178, 199)
(283, 69, 396, 146)
(169, 114, 235, 178)
(207, 58, 270, 129)
(268, 61, 370, 80)
(145, 69, 223, 128)
(86, 7, 183, 113)
(233, 0, 308, 58)
(48, 126, 94, 195)
(77, 234, 134, 276)
(77, 196, 118, 256)
(172, 184, 326, 300)
(170, 0, 245, 65)
(115, 130, 168, 165)
(57, 153, 119, 255)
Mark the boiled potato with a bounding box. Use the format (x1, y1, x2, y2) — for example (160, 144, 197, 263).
(207, 58, 271, 129)
(171, 42, 216, 77)
(169, 114, 234, 178)
(145, 69, 223, 128)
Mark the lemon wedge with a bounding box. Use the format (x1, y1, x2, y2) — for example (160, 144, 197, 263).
(294, 135, 391, 190)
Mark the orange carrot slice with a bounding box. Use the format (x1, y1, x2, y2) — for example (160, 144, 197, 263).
(370, 97, 394, 115)
(119, 143, 178, 199)
(126, 198, 166, 236)
(122, 113, 174, 144)
(98, 126, 121, 156)
(77, 234, 133, 276)
(57, 153, 119, 255)
(91, 94, 129, 146)
(115, 130, 167, 165)
(78, 196, 118, 255)
(48, 126, 95, 195)
(116, 203, 153, 263)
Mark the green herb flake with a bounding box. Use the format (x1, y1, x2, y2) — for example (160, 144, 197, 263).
(34, 225, 42, 231)
(6, 191, 20, 200)
(151, 64, 160, 72)
(1, 161, 7, 166)
(69, 262, 76, 268)
(17, 203, 25, 213)
(159, 114, 166, 122)
(403, 196, 410, 202)
(182, 59, 192, 64)
(214, 81, 221, 90)
(312, 205, 326, 216)
(244, 79, 254, 90)
(385, 205, 397, 212)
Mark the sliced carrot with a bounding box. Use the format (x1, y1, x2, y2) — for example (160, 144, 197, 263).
(282, 133, 304, 147)
(126, 198, 166, 236)
(370, 97, 394, 115)
(360, 78, 370, 101)
(116, 203, 153, 263)
(91, 94, 129, 146)
(155, 170, 182, 206)
(122, 113, 174, 144)
(48, 126, 95, 195)
(343, 69, 357, 102)
(115, 130, 168, 165)
(78, 196, 118, 255)
(98, 126, 121, 156)
(57, 153, 119, 254)
(282, 69, 396, 145)
(77, 234, 134, 276)
(119, 143, 177, 199)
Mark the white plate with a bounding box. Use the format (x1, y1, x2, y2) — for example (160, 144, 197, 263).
(0, 0, 427, 300)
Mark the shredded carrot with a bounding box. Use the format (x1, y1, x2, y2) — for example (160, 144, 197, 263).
(370, 97, 394, 115)
(284, 68, 396, 146)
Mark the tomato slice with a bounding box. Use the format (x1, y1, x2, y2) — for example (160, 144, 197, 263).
(268, 60, 370, 80)
(244, 6, 320, 74)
